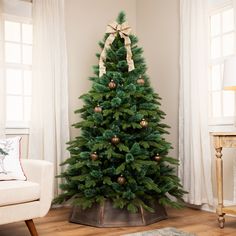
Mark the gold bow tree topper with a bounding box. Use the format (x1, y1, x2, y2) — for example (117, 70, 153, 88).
(99, 21, 135, 77)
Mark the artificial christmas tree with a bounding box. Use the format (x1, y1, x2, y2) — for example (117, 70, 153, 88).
(55, 12, 185, 227)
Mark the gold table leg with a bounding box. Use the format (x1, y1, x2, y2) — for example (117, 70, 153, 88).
(215, 147, 225, 228)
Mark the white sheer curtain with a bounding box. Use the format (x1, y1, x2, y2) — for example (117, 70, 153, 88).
(29, 0, 69, 196)
(179, 0, 214, 206)
(0, 1, 5, 138)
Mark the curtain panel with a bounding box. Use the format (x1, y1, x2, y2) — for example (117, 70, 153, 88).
(0, 2, 5, 138)
(179, 0, 214, 206)
(29, 0, 70, 196)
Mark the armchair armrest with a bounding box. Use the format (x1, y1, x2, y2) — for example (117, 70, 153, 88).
(21, 159, 54, 217)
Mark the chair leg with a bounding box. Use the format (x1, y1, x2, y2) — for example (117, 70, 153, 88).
(25, 219, 39, 236)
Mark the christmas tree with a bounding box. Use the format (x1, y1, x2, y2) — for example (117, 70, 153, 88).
(55, 12, 185, 213)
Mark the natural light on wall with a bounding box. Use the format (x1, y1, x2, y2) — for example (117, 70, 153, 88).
(209, 3, 235, 125)
(1, 0, 32, 129)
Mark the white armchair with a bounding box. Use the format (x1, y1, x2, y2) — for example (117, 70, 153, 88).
(0, 159, 53, 236)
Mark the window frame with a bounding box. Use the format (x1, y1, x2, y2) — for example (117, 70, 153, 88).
(1, 13, 32, 131)
(208, 0, 236, 129)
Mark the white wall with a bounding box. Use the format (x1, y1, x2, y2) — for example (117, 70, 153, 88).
(65, 0, 136, 139)
(65, 0, 235, 203)
(65, 0, 180, 160)
(136, 0, 180, 158)
(18, 0, 180, 162)
(135, 0, 236, 203)
(12, 1, 179, 161)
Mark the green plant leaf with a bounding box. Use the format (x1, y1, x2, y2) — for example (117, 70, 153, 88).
(116, 163, 126, 174)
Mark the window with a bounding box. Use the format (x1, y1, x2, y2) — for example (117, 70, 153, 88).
(209, 2, 236, 125)
(2, 15, 32, 128)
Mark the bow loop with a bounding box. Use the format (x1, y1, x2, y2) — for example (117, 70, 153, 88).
(99, 21, 135, 77)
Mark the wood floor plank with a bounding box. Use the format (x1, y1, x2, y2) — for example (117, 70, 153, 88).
(1, 207, 236, 236)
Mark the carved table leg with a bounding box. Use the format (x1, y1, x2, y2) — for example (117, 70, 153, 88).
(218, 215, 225, 229)
(215, 147, 225, 228)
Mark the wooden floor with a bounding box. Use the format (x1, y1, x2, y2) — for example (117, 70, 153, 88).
(1, 207, 236, 236)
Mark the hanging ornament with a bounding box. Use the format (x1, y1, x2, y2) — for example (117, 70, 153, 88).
(117, 175, 126, 185)
(94, 105, 102, 113)
(111, 135, 120, 144)
(140, 119, 148, 128)
(90, 152, 98, 161)
(154, 154, 161, 162)
(108, 80, 116, 89)
(137, 77, 145, 85)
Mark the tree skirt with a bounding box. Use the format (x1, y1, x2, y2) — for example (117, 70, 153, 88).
(122, 227, 195, 236)
(70, 199, 167, 227)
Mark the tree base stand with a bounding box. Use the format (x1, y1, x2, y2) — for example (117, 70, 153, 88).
(70, 199, 168, 227)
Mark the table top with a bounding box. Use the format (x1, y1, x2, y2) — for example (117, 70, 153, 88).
(211, 132, 236, 136)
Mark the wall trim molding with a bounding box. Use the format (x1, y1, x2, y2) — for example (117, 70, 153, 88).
(185, 198, 236, 217)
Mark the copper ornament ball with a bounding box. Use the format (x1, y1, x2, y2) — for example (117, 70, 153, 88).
(108, 80, 116, 89)
(154, 154, 161, 162)
(137, 78, 145, 85)
(94, 105, 102, 113)
(117, 175, 126, 185)
(90, 152, 98, 161)
(111, 135, 120, 144)
(140, 119, 148, 128)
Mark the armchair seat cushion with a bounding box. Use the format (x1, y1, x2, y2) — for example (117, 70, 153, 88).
(0, 180, 40, 207)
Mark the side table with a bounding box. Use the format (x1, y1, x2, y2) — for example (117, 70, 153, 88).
(212, 132, 236, 228)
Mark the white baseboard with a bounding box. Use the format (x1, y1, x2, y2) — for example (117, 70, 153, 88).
(188, 198, 236, 217)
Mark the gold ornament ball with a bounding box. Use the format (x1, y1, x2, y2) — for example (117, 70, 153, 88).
(117, 175, 126, 185)
(90, 152, 98, 161)
(154, 154, 161, 162)
(137, 78, 145, 85)
(140, 119, 148, 128)
(111, 135, 120, 144)
(108, 80, 116, 89)
(94, 105, 102, 113)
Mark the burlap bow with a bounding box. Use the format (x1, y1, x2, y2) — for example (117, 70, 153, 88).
(99, 21, 135, 77)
